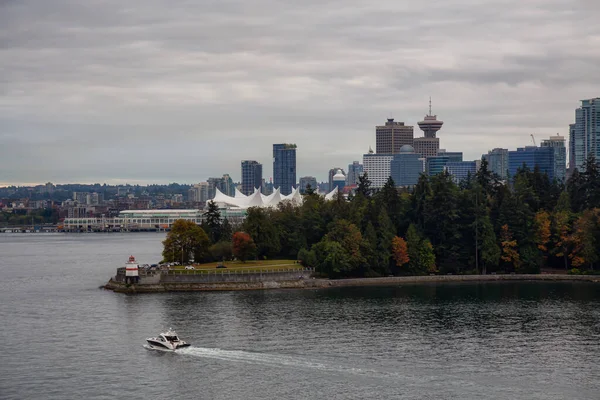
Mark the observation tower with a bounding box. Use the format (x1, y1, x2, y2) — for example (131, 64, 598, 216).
(418, 98, 444, 138)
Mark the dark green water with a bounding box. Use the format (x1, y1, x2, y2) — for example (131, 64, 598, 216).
(1, 233, 599, 399)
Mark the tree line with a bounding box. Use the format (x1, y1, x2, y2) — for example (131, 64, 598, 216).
(163, 154, 600, 278)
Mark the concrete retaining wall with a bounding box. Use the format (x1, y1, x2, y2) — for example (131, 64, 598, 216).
(103, 273, 600, 294)
(161, 270, 312, 284)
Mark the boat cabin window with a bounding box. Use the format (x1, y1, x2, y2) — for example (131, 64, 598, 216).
(165, 336, 178, 341)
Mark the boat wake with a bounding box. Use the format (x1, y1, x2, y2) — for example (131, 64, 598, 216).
(177, 346, 399, 379)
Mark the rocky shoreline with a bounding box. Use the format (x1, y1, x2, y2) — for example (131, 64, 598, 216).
(103, 273, 600, 294)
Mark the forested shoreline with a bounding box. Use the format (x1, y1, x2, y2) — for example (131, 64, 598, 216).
(163, 155, 600, 279)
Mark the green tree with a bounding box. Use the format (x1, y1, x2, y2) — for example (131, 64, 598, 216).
(242, 207, 280, 258)
(477, 215, 500, 274)
(311, 219, 364, 278)
(209, 241, 233, 261)
(162, 219, 211, 264)
(203, 200, 222, 243)
(356, 173, 373, 198)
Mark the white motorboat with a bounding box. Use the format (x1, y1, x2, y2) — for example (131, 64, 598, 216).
(145, 329, 190, 351)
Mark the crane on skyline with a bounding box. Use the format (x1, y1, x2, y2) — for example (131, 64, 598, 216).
(530, 134, 536, 146)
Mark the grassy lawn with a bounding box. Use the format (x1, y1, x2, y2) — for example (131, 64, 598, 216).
(169, 259, 302, 274)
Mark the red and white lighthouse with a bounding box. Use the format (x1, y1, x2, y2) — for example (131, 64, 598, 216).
(125, 255, 139, 283)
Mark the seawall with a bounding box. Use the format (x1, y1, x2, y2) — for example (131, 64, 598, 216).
(103, 273, 600, 294)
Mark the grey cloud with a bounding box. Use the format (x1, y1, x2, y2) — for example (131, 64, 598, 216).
(1, 0, 599, 184)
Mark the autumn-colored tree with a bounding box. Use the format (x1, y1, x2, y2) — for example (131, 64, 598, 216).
(533, 210, 551, 252)
(569, 209, 600, 269)
(391, 236, 409, 267)
(500, 224, 520, 271)
(232, 231, 256, 262)
(553, 210, 572, 269)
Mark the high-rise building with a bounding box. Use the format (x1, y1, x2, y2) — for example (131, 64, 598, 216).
(426, 151, 463, 176)
(413, 137, 440, 158)
(188, 182, 209, 203)
(346, 161, 364, 186)
(207, 175, 235, 199)
(241, 160, 263, 195)
(273, 143, 297, 195)
(390, 145, 425, 187)
(298, 176, 318, 194)
(570, 98, 600, 171)
(328, 168, 346, 191)
(541, 135, 567, 182)
(483, 148, 509, 179)
(376, 118, 414, 154)
(414, 100, 444, 157)
(363, 151, 394, 189)
(508, 145, 563, 181)
(445, 161, 479, 184)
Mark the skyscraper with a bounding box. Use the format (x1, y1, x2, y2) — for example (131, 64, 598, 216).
(346, 161, 364, 186)
(570, 98, 600, 171)
(508, 145, 559, 181)
(483, 148, 509, 179)
(541, 135, 567, 182)
(363, 151, 394, 189)
(390, 145, 424, 187)
(445, 161, 479, 184)
(414, 99, 443, 157)
(241, 160, 263, 195)
(273, 143, 297, 195)
(376, 118, 414, 154)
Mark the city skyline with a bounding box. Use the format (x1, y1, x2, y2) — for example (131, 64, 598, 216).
(1, 0, 599, 186)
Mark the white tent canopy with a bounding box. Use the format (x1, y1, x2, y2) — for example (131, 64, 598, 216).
(210, 186, 336, 210)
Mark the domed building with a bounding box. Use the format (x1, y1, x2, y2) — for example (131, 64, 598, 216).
(390, 145, 425, 188)
(332, 169, 346, 192)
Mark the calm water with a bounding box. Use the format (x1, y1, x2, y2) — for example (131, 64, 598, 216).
(1, 233, 599, 400)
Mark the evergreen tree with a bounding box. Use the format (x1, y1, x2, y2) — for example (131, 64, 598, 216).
(581, 155, 600, 209)
(357, 173, 373, 198)
(204, 200, 222, 243)
(242, 207, 280, 258)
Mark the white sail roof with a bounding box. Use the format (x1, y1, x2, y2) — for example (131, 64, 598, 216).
(209, 186, 338, 210)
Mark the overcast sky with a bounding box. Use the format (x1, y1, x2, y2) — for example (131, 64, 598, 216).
(1, 0, 599, 186)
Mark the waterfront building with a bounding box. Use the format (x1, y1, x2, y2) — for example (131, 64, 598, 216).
(508, 145, 558, 180)
(363, 150, 394, 188)
(328, 168, 346, 191)
(346, 161, 364, 186)
(445, 161, 479, 184)
(540, 135, 567, 182)
(241, 160, 263, 196)
(332, 170, 346, 192)
(570, 98, 600, 171)
(483, 148, 509, 179)
(299, 176, 318, 194)
(273, 143, 297, 195)
(390, 145, 424, 187)
(376, 118, 414, 154)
